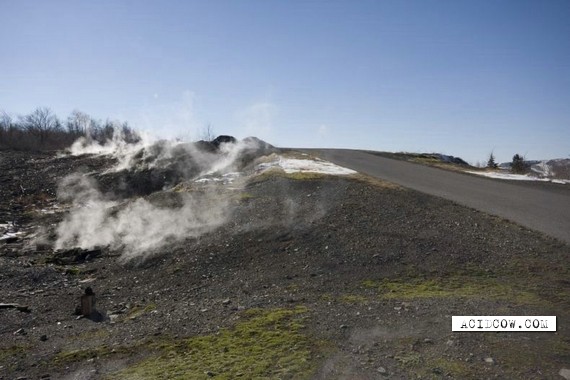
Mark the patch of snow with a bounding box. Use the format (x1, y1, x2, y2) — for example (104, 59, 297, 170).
(194, 172, 241, 185)
(257, 156, 357, 175)
(40, 204, 63, 214)
(0, 222, 22, 241)
(466, 171, 570, 184)
(0, 232, 21, 241)
(530, 161, 552, 177)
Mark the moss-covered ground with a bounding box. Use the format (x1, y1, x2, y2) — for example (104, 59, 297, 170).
(51, 307, 321, 380)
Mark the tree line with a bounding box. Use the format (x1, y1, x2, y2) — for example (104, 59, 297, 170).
(0, 107, 139, 151)
(486, 152, 528, 173)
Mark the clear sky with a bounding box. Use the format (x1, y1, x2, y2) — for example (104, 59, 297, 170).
(1, 0, 569, 164)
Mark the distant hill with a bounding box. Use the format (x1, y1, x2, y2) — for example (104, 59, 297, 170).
(498, 158, 570, 180)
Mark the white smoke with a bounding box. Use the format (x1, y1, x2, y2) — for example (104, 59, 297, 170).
(54, 137, 268, 260)
(54, 175, 230, 261)
(67, 126, 154, 172)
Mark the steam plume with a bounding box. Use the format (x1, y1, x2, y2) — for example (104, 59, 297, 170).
(54, 136, 270, 260)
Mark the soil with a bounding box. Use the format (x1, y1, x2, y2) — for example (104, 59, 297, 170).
(1, 149, 569, 380)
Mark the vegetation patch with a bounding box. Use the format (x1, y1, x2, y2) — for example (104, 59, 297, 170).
(53, 344, 134, 365)
(363, 277, 540, 304)
(395, 352, 422, 367)
(395, 353, 478, 379)
(110, 306, 318, 379)
(340, 294, 368, 304)
(485, 334, 570, 377)
(123, 303, 157, 321)
(349, 173, 401, 189)
(253, 169, 330, 182)
(232, 192, 255, 203)
(391, 337, 478, 379)
(172, 182, 195, 193)
(0, 345, 30, 368)
(64, 267, 82, 276)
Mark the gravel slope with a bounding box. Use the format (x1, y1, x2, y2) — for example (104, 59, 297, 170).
(0, 150, 569, 379)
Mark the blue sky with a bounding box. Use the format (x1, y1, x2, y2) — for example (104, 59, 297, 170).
(1, 0, 569, 164)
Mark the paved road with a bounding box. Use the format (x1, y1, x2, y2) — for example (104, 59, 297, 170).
(305, 149, 570, 245)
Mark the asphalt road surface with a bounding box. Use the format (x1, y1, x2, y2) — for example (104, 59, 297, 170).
(306, 149, 570, 245)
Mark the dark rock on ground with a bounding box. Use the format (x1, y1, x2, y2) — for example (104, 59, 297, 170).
(46, 248, 103, 265)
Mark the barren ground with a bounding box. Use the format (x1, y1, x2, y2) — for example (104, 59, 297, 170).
(1, 150, 569, 380)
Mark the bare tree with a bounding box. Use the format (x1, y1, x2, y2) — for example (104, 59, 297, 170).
(1, 107, 140, 151)
(0, 111, 12, 131)
(66, 110, 93, 136)
(200, 123, 215, 141)
(22, 107, 58, 143)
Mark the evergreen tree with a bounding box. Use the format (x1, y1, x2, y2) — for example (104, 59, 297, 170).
(511, 154, 526, 173)
(487, 153, 498, 169)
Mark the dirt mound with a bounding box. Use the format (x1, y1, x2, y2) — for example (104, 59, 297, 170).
(94, 136, 278, 198)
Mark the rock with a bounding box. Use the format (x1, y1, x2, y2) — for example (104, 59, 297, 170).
(47, 248, 102, 265)
(80, 287, 96, 317)
(0, 303, 30, 313)
(2, 236, 18, 244)
(559, 368, 570, 380)
(35, 242, 51, 251)
(423, 338, 433, 344)
(340, 324, 349, 329)
(14, 328, 26, 335)
(484, 357, 494, 364)
(40, 334, 48, 341)
(377, 366, 388, 375)
(222, 298, 231, 305)
(211, 135, 237, 148)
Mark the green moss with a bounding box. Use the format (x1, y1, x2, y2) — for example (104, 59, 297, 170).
(124, 303, 157, 320)
(111, 306, 317, 379)
(70, 328, 110, 342)
(64, 267, 82, 276)
(395, 352, 422, 367)
(171, 183, 194, 193)
(251, 168, 330, 183)
(0, 345, 30, 363)
(363, 277, 540, 304)
(340, 295, 368, 304)
(485, 334, 570, 376)
(392, 342, 477, 379)
(0, 345, 31, 373)
(237, 192, 255, 201)
(428, 357, 475, 378)
(54, 344, 130, 365)
(283, 172, 329, 180)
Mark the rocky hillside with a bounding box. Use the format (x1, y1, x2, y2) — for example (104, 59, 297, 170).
(1, 139, 569, 379)
(498, 158, 570, 180)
